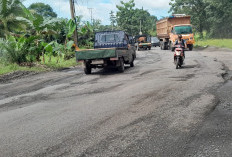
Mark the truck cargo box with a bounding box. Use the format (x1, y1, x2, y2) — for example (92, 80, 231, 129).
(156, 16, 191, 38)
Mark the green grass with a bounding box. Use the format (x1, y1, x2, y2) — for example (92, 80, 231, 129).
(0, 63, 45, 75)
(195, 39, 232, 49)
(0, 55, 78, 76)
(41, 55, 78, 69)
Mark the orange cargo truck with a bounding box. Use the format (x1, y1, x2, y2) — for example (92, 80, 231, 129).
(156, 15, 195, 51)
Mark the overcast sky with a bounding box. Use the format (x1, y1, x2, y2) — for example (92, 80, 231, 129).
(23, 0, 171, 25)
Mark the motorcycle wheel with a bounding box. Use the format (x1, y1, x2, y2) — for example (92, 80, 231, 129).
(176, 58, 179, 69)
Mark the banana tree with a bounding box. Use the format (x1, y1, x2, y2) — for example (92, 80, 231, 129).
(0, 36, 27, 64)
(0, 0, 28, 38)
(78, 21, 94, 48)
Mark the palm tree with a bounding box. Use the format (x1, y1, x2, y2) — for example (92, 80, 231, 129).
(0, 0, 27, 38)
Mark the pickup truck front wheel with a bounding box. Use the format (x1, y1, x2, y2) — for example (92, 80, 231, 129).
(84, 63, 92, 74)
(118, 58, 125, 73)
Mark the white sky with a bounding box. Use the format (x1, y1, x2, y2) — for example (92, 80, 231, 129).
(23, 0, 171, 25)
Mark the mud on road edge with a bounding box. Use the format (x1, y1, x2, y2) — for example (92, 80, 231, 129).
(0, 66, 80, 84)
(194, 46, 232, 52)
(0, 71, 41, 84)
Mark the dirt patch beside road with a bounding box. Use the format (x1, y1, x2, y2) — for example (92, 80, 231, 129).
(0, 71, 40, 83)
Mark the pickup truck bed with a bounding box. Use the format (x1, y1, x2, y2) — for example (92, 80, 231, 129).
(76, 48, 116, 61)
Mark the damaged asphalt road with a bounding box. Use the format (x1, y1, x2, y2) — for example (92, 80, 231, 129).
(0, 47, 232, 157)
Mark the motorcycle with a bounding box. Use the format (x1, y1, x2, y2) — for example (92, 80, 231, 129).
(174, 45, 185, 69)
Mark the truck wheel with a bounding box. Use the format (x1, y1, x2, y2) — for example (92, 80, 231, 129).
(84, 63, 92, 74)
(164, 43, 168, 50)
(163, 43, 166, 50)
(189, 45, 193, 51)
(149, 47, 151, 50)
(118, 58, 125, 73)
(170, 42, 175, 51)
(172, 47, 175, 52)
(130, 56, 135, 67)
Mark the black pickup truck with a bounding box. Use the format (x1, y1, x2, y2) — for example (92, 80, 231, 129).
(76, 31, 136, 74)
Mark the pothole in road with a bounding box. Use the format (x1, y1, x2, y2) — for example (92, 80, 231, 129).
(221, 70, 232, 82)
(139, 69, 161, 76)
(169, 74, 195, 81)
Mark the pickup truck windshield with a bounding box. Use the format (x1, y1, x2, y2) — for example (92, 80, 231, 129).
(174, 26, 193, 34)
(100, 34, 120, 43)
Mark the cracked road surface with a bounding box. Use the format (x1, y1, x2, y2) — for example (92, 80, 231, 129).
(0, 47, 232, 157)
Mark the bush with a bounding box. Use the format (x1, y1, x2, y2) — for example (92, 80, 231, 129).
(0, 37, 27, 64)
(0, 36, 44, 64)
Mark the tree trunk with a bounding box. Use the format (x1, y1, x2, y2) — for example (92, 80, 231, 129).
(3, 20, 9, 39)
(42, 51, 45, 63)
(199, 21, 203, 38)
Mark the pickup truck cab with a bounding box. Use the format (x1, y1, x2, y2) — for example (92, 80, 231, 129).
(76, 31, 136, 74)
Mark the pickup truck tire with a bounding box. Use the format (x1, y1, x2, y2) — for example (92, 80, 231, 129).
(130, 56, 135, 67)
(84, 63, 92, 74)
(118, 58, 125, 73)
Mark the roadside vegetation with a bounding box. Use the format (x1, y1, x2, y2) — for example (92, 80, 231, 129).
(1, 0, 232, 76)
(170, 0, 232, 49)
(195, 39, 232, 50)
(0, 0, 157, 76)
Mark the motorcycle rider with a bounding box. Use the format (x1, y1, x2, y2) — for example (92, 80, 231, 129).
(175, 35, 187, 58)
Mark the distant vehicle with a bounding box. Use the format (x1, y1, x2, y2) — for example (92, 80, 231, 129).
(151, 37, 160, 47)
(156, 14, 195, 51)
(76, 31, 136, 74)
(135, 35, 152, 51)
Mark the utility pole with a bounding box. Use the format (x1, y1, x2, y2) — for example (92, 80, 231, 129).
(69, 0, 78, 48)
(88, 8, 93, 24)
(139, 20, 142, 35)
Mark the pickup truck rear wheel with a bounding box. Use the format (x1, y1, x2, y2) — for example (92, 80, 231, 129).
(118, 58, 125, 73)
(84, 63, 92, 74)
(130, 56, 135, 67)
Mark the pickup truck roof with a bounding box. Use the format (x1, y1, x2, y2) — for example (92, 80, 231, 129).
(94, 31, 128, 49)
